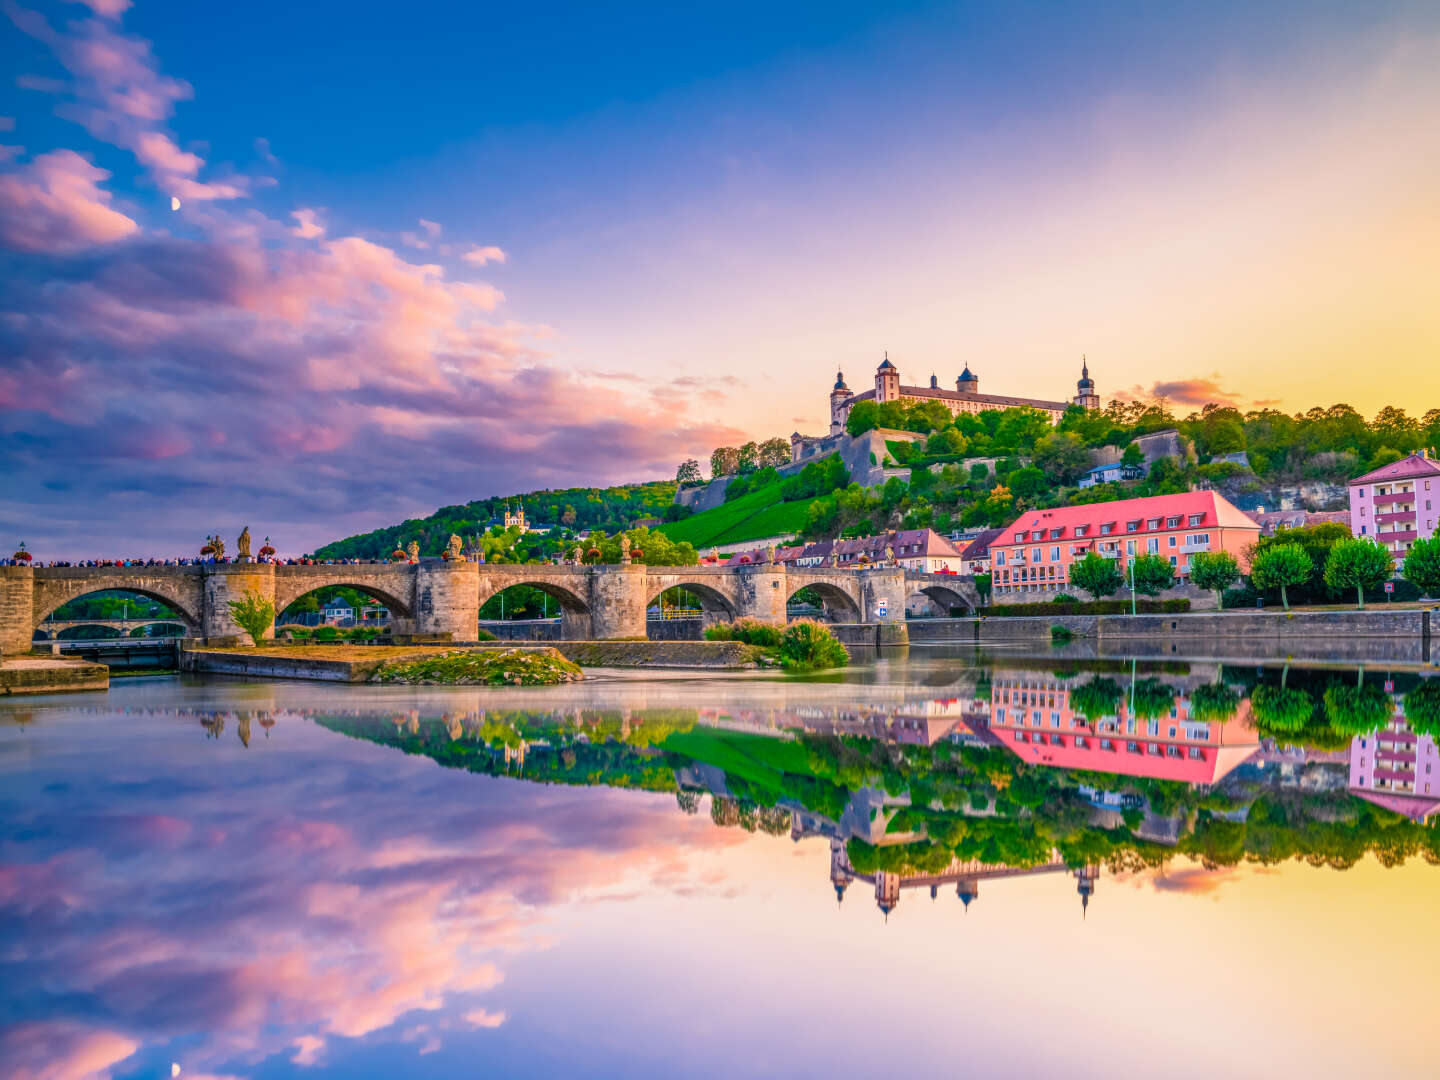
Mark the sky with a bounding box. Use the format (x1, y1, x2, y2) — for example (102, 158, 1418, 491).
(3, 0, 1440, 558)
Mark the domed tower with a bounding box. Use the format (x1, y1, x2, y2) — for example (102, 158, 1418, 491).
(956, 366, 979, 395)
(829, 370, 853, 435)
(829, 838, 853, 905)
(956, 878, 979, 910)
(1074, 356, 1100, 410)
(1074, 863, 1099, 917)
(929, 373, 939, 389)
(875, 353, 900, 403)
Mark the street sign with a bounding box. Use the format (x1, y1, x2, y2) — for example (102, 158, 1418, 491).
(1383, 582, 1395, 594)
(876, 598, 889, 618)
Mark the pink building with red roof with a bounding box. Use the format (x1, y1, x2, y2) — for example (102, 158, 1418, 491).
(1347, 452, 1440, 561)
(988, 670, 1260, 785)
(1348, 702, 1440, 822)
(990, 491, 1260, 599)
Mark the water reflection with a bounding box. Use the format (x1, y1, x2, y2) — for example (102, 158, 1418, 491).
(2, 655, 1438, 1077)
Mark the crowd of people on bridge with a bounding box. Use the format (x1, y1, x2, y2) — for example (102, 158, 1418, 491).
(2, 556, 406, 568)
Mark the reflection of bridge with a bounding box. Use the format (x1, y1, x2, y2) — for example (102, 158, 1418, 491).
(0, 562, 979, 655)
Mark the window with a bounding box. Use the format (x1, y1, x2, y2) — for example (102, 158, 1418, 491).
(1165, 516, 1180, 528)
(1051, 712, 1060, 727)
(1100, 523, 1114, 535)
(1126, 540, 1137, 555)
(1188, 514, 1204, 526)
(1147, 538, 1159, 554)
(1168, 536, 1177, 547)
(1051, 546, 1060, 561)
(1032, 547, 1042, 563)
(1169, 555, 1177, 566)
(1126, 520, 1140, 532)
(995, 708, 1006, 722)
(1075, 525, 1089, 537)
(1050, 529, 1063, 540)
(996, 551, 1005, 566)
(1146, 518, 1161, 530)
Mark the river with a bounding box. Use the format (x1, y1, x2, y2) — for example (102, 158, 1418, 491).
(3, 647, 1438, 1078)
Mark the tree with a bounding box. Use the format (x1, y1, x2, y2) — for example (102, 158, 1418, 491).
(1007, 466, 1047, 499)
(1070, 676, 1122, 724)
(1188, 550, 1241, 609)
(1120, 442, 1145, 469)
(927, 427, 968, 455)
(973, 572, 992, 604)
(1128, 553, 1175, 596)
(1032, 431, 1089, 484)
(1189, 682, 1241, 724)
(1402, 536, 1440, 598)
(757, 438, 791, 468)
(1250, 685, 1315, 734)
(1322, 681, 1391, 736)
(228, 589, 275, 646)
(675, 459, 702, 485)
(1068, 552, 1123, 600)
(1249, 543, 1312, 611)
(710, 446, 739, 477)
(1322, 538, 1394, 609)
(845, 400, 879, 436)
(736, 441, 760, 473)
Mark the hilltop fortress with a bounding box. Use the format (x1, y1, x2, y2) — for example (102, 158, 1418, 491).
(825, 354, 1101, 436)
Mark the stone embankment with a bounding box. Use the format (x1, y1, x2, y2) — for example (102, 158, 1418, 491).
(907, 608, 1435, 664)
(0, 656, 108, 695)
(182, 640, 764, 682)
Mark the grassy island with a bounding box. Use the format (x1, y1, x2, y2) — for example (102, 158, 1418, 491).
(372, 647, 583, 686)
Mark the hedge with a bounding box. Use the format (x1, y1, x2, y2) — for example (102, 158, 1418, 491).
(978, 598, 1191, 617)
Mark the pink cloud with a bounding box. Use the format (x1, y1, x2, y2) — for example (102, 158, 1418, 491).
(0, 149, 138, 253)
(462, 244, 506, 266)
(419, 218, 442, 237)
(463, 1008, 507, 1028)
(289, 207, 324, 239)
(2, 1021, 139, 1080)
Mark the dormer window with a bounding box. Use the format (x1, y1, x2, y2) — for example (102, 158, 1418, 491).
(1049, 528, 1063, 540)
(1165, 516, 1180, 528)
(1188, 514, 1204, 526)
(1126, 521, 1140, 533)
(1146, 518, 1161, 530)
(1100, 522, 1114, 535)
(1074, 525, 1089, 537)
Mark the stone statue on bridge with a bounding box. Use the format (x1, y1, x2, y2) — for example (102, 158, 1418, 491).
(236, 526, 252, 562)
(620, 535, 632, 564)
(406, 540, 420, 563)
(766, 543, 777, 565)
(202, 534, 225, 560)
(446, 534, 465, 561)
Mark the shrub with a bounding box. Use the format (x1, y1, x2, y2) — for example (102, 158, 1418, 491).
(778, 620, 849, 671)
(279, 624, 312, 641)
(1068, 552, 1124, 599)
(1050, 624, 1074, 642)
(475, 628, 498, 642)
(1189, 550, 1241, 609)
(314, 625, 340, 642)
(1129, 553, 1176, 596)
(1051, 593, 1080, 604)
(704, 618, 785, 648)
(227, 589, 275, 646)
(1402, 536, 1440, 598)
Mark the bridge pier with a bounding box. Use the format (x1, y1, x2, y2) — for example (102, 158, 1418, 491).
(1, 567, 35, 658)
(201, 563, 277, 643)
(732, 566, 788, 626)
(586, 564, 648, 640)
(411, 560, 479, 640)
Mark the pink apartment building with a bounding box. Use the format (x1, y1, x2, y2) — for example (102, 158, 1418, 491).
(1347, 452, 1440, 561)
(990, 491, 1261, 598)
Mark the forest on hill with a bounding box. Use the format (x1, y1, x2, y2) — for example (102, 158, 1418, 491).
(312, 481, 678, 559)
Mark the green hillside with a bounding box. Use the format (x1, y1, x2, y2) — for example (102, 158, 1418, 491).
(660, 483, 816, 549)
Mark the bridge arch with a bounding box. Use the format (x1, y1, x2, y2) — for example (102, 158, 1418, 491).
(32, 584, 201, 635)
(273, 580, 414, 621)
(909, 583, 976, 616)
(477, 578, 590, 615)
(786, 581, 862, 622)
(645, 582, 737, 621)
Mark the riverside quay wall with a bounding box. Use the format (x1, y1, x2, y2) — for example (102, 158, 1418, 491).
(908, 608, 1435, 663)
(0, 562, 950, 657)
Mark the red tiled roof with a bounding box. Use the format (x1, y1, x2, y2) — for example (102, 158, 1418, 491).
(1347, 787, 1440, 823)
(994, 491, 1259, 546)
(1349, 453, 1440, 486)
(960, 527, 1006, 560)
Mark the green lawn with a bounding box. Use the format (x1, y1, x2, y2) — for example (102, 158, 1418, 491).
(660, 482, 814, 548)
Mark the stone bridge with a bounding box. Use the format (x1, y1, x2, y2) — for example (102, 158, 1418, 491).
(33, 618, 189, 639)
(0, 562, 979, 656)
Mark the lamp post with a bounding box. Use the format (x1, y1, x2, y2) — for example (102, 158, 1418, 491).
(1129, 556, 1136, 616)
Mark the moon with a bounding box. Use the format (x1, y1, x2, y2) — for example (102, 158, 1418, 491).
(170, 196, 181, 211)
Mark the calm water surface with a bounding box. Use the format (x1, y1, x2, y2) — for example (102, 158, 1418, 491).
(3, 648, 1438, 1079)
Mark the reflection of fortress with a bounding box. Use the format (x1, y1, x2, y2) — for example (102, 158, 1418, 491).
(828, 838, 1100, 918)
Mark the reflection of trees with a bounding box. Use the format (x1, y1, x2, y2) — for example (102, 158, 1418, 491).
(1130, 678, 1176, 720)
(1322, 683, 1392, 736)
(1189, 682, 1241, 725)
(1404, 682, 1440, 737)
(1070, 677, 1122, 724)
(675, 790, 701, 815)
(1250, 686, 1315, 733)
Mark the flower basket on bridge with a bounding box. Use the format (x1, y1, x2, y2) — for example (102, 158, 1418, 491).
(390, 548, 407, 562)
(258, 542, 276, 558)
(586, 548, 601, 561)
(12, 544, 31, 563)
(199, 543, 217, 556)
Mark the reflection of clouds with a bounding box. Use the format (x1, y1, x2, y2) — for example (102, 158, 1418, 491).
(0, 708, 737, 1077)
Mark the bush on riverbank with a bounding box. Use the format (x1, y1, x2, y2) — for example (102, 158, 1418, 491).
(705, 618, 848, 670)
(372, 647, 582, 686)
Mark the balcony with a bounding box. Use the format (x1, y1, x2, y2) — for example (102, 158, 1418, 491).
(1378, 529, 1418, 544)
(1181, 542, 1210, 553)
(1373, 492, 1415, 508)
(1375, 510, 1417, 526)
(1098, 549, 1122, 559)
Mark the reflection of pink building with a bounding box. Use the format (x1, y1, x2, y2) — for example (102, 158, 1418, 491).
(1348, 703, 1440, 822)
(989, 672, 1259, 785)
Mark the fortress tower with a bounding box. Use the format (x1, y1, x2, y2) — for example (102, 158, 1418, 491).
(829, 371, 853, 435)
(1074, 356, 1100, 410)
(874, 354, 900, 403)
